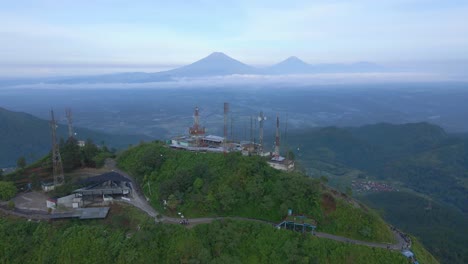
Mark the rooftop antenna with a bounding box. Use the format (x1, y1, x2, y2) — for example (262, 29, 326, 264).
(50, 109, 64, 187)
(274, 115, 280, 158)
(224, 102, 229, 154)
(65, 108, 74, 139)
(258, 111, 266, 154)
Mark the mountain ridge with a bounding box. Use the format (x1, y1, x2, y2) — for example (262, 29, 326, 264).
(0, 107, 151, 167)
(44, 52, 387, 84)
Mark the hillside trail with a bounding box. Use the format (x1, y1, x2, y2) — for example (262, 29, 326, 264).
(105, 159, 408, 251)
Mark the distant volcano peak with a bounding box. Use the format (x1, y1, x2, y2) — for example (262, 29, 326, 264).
(281, 56, 308, 65)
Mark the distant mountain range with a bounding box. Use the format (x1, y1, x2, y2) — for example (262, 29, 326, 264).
(44, 52, 387, 84)
(0, 107, 151, 167)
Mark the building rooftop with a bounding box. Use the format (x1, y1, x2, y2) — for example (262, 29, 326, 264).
(203, 135, 224, 143)
(81, 172, 130, 184)
(51, 207, 110, 220)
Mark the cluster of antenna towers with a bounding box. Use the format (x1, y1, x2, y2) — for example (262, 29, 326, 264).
(188, 103, 288, 158)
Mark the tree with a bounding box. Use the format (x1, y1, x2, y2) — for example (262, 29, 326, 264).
(16, 156, 26, 169)
(0, 181, 17, 201)
(320, 175, 329, 184)
(61, 138, 81, 171)
(82, 139, 100, 167)
(167, 194, 179, 211)
(193, 178, 204, 191)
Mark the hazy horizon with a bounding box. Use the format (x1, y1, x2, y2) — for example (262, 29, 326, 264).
(1, 1, 468, 79)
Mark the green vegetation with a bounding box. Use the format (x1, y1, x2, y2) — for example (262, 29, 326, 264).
(4, 138, 113, 186)
(0, 106, 150, 167)
(0, 214, 415, 264)
(117, 141, 394, 243)
(288, 123, 468, 263)
(289, 122, 468, 213)
(0, 181, 16, 201)
(361, 191, 468, 264)
(410, 235, 440, 264)
(16, 157, 26, 169)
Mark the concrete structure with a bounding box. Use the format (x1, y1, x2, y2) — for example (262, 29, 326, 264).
(57, 194, 83, 208)
(41, 181, 55, 192)
(50, 207, 110, 220)
(268, 156, 295, 171)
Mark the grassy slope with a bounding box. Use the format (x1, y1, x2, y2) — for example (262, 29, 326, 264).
(117, 141, 395, 243)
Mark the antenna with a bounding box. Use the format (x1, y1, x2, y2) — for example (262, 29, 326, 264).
(250, 116, 253, 143)
(284, 113, 289, 160)
(254, 116, 257, 146)
(189, 106, 205, 145)
(258, 111, 266, 154)
(274, 115, 280, 158)
(50, 109, 64, 187)
(65, 108, 73, 139)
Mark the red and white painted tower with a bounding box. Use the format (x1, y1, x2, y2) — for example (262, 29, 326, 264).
(189, 106, 205, 136)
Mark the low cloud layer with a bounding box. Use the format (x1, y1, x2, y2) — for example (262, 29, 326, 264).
(3, 72, 462, 90)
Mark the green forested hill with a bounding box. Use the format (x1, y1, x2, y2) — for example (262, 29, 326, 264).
(287, 122, 468, 263)
(0, 107, 150, 167)
(118, 141, 394, 243)
(0, 140, 439, 263)
(289, 122, 467, 213)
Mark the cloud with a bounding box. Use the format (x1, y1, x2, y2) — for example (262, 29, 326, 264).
(3, 72, 460, 90)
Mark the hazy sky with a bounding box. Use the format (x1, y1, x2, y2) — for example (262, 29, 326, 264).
(1, 0, 468, 76)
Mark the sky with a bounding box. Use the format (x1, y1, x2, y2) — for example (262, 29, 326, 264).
(1, 0, 468, 77)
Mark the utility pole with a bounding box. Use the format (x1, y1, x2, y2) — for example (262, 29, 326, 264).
(65, 108, 74, 139)
(258, 111, 266, 154)
(50, 109, 64, 187)
(274, 115, 280, 159)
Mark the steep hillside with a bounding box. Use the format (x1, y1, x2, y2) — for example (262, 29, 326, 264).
(118, 141, 394, 243)
(0, 107, 150, 167)
(288, 122, 467, 213)
(287, 122, 467, 263)
(361, 192, 467, 264)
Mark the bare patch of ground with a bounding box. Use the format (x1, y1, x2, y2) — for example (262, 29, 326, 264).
(12, 191, 49, 212)
(321, 193, 337, 215)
